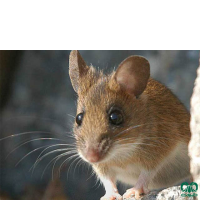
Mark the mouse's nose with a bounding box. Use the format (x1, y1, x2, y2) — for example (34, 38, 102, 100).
(85, 147, 101, 163)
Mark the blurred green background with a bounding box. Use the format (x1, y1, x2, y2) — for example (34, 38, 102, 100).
(0, 50, 199, 200)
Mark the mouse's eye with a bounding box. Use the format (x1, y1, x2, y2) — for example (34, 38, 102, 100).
(76, 113, 84, 126)
(109, 110, 123, 125)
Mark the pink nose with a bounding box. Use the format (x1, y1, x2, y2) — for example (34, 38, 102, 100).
(85, 148, 101, 163)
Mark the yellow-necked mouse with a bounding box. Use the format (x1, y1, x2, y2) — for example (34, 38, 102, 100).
(69, 50, 191, 200)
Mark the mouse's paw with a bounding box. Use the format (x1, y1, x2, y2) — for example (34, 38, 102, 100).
(100, 193, 122, 200)
(123, 187, 149, 199)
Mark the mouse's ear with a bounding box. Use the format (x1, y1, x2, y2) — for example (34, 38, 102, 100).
(69, 50, 90, 93)
(115, 56, 150, 97)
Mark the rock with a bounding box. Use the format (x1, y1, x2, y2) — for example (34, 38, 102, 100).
(124, 186, 195, 200)
(156, 186, 194, 200)
(189, 56, 200, 199)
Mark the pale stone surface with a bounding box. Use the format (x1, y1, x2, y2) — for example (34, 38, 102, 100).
(189, 57, 200, 200)
(125, 186, 195, 200)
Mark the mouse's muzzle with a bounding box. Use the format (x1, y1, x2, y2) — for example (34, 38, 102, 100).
(80, 135, 111, 163)
(85, 147, 101, 163)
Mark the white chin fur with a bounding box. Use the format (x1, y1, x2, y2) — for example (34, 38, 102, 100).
(78, 142, 138, 165)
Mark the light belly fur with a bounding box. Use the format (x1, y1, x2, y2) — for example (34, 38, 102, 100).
(111, 142, 190, 189)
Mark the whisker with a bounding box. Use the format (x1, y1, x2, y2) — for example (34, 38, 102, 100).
(93, 173, 101, 190)
(51, 150, 78, 180)
(31, 148, 76, 172)
(69, 156, 81, 179)
(86, 168, 95, 182)
(34, 143, 76, 165)
(67, 114, 75, 119)
(114, 135, 180, 147)
(0, 131, 54, 142)
(1, 115, 68, 126)
(14, 145, 52, 167)
(29, 143, 75, 173)
(113, 122, 186, 138)
(62, 133, 76, 140)
(6, 138, 68, 159)
(66, 154, 80, 180)
(40, 150, 78, 179)
(112, 144, 149, 156)
(113, 124, 148, 138)
(115, 139, 158, 147)
(58, 152, 79, 177)
(73, 157, 83, 175)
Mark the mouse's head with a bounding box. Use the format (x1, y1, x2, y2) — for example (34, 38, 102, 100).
(69, 51, 150, 164)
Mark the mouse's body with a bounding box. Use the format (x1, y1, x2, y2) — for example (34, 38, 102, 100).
(69, 50, 191, 200)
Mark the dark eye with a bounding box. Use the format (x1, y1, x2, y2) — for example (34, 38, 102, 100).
(76, 113, 84, 126)
(109, 110, 123, 125)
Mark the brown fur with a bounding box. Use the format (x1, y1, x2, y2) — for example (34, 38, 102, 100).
(69, 50, 191, 196)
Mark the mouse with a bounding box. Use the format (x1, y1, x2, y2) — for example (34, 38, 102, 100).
(69, 50, 191, 200)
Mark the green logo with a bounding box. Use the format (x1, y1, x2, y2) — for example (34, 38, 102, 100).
(181, 182, 198, 197)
